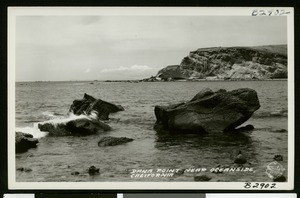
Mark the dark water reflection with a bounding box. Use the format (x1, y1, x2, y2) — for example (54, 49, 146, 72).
(155, 130, 252, 148)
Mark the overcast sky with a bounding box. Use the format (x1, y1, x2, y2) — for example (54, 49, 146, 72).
(15, 16, 287, 81)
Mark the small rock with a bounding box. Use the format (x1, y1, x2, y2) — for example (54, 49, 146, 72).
(88, 166, 100, 175)
(274, 155, 283, 161)
(194, 175, 212, 181)
(98, 136, 134, 147)
(17, 167, 32, 172)
(234, 151, 247, 164)
(71, 171, 80, 175)
(16, 167, 24, 171)
(15, 132, 39, 153)
(273, 175, 286, 182)
(273, 129, 287, 133)
(24, 168, 32, 172)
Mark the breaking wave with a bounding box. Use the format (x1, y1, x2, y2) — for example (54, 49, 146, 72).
(16, 111, 99, 138)
(15, 126, 48, 139)
(253, 108, 287, 118)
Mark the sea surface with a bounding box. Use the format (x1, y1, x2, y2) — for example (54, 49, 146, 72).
(15, 81, 288, 182)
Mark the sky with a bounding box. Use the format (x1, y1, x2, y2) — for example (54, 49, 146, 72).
(15, 15, 287, 81)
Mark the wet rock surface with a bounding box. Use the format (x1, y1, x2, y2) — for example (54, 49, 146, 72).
(16, 167, 32, 172)
(234, 151, 247, 165)
(194, 174, 212, 181)
(88, 166, 100, 175)
(70, 93, 124, 120)
(38, 118, 111, 136)
(15, 132, 39, 153)
(154, 88, 260, 133)
(98, 136, 134, 147)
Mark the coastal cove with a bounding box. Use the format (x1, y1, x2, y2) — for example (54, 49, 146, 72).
(15, 80, 288, 182)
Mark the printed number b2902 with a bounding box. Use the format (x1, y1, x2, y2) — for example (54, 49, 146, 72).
(244, 182, 276, 189)
(252, 9, 290, 16)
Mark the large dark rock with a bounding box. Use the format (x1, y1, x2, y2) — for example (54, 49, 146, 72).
(69, 93, 124, 120)
(98, 136, 134, 147)
(15, 132, 39, 153)
(38, 118, 111, 136)
(154, 88, 260, 133)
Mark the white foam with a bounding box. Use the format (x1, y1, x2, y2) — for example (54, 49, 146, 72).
(38, 112, 92, 126)
(41, 111, 57, 118)
(15, 126, 48, 139)
(16, 112, 99, 138)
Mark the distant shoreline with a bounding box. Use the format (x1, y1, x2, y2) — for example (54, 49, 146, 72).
(16, 78, 287, 83)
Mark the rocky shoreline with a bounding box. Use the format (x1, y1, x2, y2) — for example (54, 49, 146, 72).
(101, 78, 287, 83)
(15, 87, 287, 182)
(17, 88, 261, 148)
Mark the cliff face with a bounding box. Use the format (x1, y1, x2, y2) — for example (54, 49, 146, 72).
(156, 45, 287, 80)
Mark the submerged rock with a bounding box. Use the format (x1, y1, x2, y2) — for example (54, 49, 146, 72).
(16, 167, 32, 172)
(274, 155, 283, 161)
(88, 166, 100, 175)
(273, 175, 286, 182)
(71, 171, 80, 175)
(272, 129, 287, 133)
(15, 132, 39, 153)
(38, 117, 111, 136)
(98, 136, 134, 147)
(234, 151, 247, 165)
(69, 93, 124, 120)
(194, 175, 212, 181)
(154, 88, 260, 133)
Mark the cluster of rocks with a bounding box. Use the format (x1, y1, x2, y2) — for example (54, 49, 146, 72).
(17, 88, 261, 153)
(17, 93, 134, 154)
(37, 93, 124, 136)
(16, 88, 288, 181)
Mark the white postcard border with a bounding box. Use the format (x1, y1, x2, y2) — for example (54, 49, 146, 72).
(7, 7, 295, 190)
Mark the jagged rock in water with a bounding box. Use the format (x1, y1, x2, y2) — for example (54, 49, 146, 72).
(88, 166, 100, 175)
(273, 175, 286, 182)
(154, 88, 260, 133)
(156, 45, 287, 80)
(15, 132, 39, 153)
(274, 155, 283, 161)
(16, 167, 32, 172)
(69, 93, 124, 120)
(98, 136, 134, 147)
(38, 118, 111, 136)
(194, 175, 212, 181)
(71, 171, 80, 175)
(234, 151, 247, 165)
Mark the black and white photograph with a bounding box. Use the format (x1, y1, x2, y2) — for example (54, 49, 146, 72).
(8, 7, 294, 189)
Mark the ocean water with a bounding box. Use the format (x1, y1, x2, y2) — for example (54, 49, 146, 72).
(15, 81, 288, 182)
